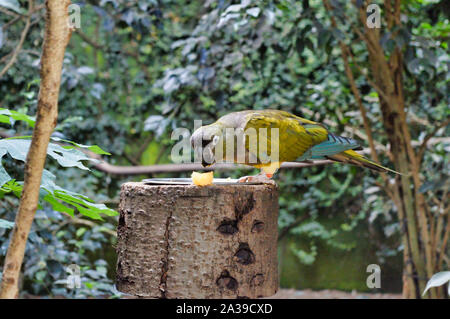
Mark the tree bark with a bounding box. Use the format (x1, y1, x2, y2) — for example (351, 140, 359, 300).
(349, 0, 433, 298)
(0, 0, 72, 299)
(116, 182, 279, 299)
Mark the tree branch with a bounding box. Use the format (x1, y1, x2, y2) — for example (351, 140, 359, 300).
(0, 1, 33, 78)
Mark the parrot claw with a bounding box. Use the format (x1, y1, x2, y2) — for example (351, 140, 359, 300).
(237, 174, 277, 185)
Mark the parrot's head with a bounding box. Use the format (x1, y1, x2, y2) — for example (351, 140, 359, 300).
(191, 123, 224, 167)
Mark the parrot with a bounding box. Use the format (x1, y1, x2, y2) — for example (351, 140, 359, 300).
(190, 109, 399, 184)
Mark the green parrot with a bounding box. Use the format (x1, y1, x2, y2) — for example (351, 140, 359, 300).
(190, 109, 399, 183)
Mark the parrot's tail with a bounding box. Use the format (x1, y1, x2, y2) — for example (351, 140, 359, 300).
(327, 150, 402, 175)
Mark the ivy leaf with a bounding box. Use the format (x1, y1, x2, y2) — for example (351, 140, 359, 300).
(0, 0, 21, 13)
(0, 218, 14, 229)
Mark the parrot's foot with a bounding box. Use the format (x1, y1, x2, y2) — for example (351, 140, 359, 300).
(238, 174, 277, 185)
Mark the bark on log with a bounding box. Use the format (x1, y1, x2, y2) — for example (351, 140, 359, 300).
(116, 182, 279, 299)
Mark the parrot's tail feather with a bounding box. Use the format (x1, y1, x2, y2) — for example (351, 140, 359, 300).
(327, 150, 402, 175)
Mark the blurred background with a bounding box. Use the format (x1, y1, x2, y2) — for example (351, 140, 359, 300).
(0, 0, 448, 298)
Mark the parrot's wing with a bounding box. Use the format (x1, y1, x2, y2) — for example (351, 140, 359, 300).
(300, 130, 362, 160)
(243, 113, 329, 163)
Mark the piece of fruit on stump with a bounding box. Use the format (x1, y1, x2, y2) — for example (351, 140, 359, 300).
(191, 171, 214, 186)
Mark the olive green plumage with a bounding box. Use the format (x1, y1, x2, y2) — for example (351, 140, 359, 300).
(191, 109, 399, 175)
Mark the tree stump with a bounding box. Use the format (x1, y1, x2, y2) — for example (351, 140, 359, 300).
(116, 182, 279, 299)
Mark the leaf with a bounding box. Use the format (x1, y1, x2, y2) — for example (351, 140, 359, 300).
(144, 115, 170, 137)
(144, 115, 164, 131)
(90, 83, 105, 99)
(0, 179, 21, 197)
(0, 218, 14, 229)
(40, 170, 118, 219)
(43, 193, 75, 217)
(0, 108, 35, 127)
(77, 66, 95, 75)
(0, 134, 117, 219)
(50, 137, 111, 155)
(422, 271, 450, 296)
(0, 139, 96, 171)
(0, 148, 11, 187)
(46, 260, 64, 279)
(0, 0, 21, 13)
(407, 58, 423, 75)
(246, 7, 260, 18)
(76, 227, 87, 237)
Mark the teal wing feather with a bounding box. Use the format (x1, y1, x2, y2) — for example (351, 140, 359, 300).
(309, 133, 361, 157)
(296, 132, 361, 161)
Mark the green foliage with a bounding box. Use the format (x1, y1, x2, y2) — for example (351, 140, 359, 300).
(0, 203, 119, 297)
(0, 0, 21, 14)
(0, 218, 13, 229)
(0, 108, 117, 220)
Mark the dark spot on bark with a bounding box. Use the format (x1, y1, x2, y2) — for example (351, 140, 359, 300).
(237, 296, 250, 299)
(41, 102, 52, 111)
(118, 212, 125, 228)
(6, 262, 17, 270)
(251, 220, 265, 233)
(217, 218, 238, 235)
(234, 243, 255, 265)
(216, 270, 238, 291)
(216, 192, 255, 235)
(234, 192, 255, 221)
(251, 274, 265, 287)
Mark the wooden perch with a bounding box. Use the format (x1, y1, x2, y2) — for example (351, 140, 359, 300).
(116, 182, 279, 298)
(93, 159, 333, 175)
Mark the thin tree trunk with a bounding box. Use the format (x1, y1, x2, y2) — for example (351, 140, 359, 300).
(324, 0, 439, 298)
(0, 0, 72, 299)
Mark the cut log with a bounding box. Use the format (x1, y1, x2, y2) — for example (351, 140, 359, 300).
(116, 182, 279, 299)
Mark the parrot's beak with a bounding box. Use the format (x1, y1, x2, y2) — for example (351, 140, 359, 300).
(201, 143, 216, 167)
(191, 126, 220, 167)
(201, 158, 214, 167)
